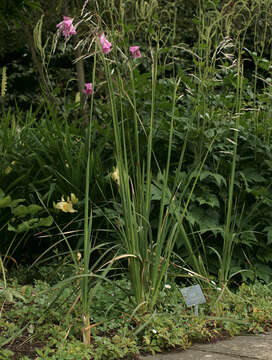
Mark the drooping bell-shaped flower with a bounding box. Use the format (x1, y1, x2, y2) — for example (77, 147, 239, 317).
(53, 194, 78, 213)
(56, 16, 77, 38)
(99, 33, 112, 54)
(129, 46, 141, 59)
(83, 83, 93, 96)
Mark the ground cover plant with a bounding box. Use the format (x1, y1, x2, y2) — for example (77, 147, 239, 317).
(1, 0, 272, 358)
(1, 270, 272, 359)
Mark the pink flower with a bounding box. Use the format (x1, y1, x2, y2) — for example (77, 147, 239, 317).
(129, 46, 141, 59)
(99, 33, 112, 54)
(84, 83, 93, 96)
(56, 16, 77, 38)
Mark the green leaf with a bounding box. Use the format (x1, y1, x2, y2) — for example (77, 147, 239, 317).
(239, 171, 250, 192)
(238, 231, 257, 247)
(254, 263, 272, 283)
(0, 188, 5, 198)
(198, 170, 226, 187)
(12, 204, 43, 217)
(150, 184, 163, 201)
(240, 169, 266, 183)
(151, 182, 172, 205)
(187, 205, 220, 233)
(9, 198, 25, 208)
(257, 248, 272, 264)
(264, 226, 272, 245)
(24, 1, 42, 12)
(195, 192, 220, 208)
(8, 216, 53, 233)
(212, 173, 227, 188)
(8, 218, 38, 232)
(0, 195, 11, 208)
(38, 215, 53, 227)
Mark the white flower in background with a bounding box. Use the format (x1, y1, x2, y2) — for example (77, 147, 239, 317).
(152, 329, 157, 334)
(164, 284, 171, 289)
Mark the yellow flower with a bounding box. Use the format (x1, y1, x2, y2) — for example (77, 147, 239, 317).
(5, 161, 16, 175)
(111, 166, 120, 185)
(54, 195, 77, 213)
(70, 193, 78, 204)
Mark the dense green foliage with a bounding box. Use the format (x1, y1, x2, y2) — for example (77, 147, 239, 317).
(1, 0, 271, 280)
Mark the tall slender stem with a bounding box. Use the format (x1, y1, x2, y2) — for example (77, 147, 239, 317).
(82, 40, 97, 345)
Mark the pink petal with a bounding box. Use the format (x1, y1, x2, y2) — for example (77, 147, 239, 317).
(99, 33, 112, 54)
(130, 46, 139, 52)
(83, 83, 93, 95)
(56, 16, 77, 38)
(129, 46, 142, 59)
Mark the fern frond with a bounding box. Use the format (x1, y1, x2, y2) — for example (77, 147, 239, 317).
(1, 66, 7, 97)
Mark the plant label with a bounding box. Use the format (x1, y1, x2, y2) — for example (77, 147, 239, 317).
(180, 284, 206, 315)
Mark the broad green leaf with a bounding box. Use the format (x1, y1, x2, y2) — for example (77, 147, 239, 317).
(187, 205, 220, 233)
(198, 170, 226, 187)
(0, 195, 11, 208)
(12, 204, 43, 217)
(150, 183, 172, 204)
(8, 218, 39, 233)
(212, 173, 227, 187)
(199, 170, 212, 181)
(38, 216, 53, 227)
(8, 216, 53, 233)
(195, 192, 220, 208)
(9, 199, 25, 208)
